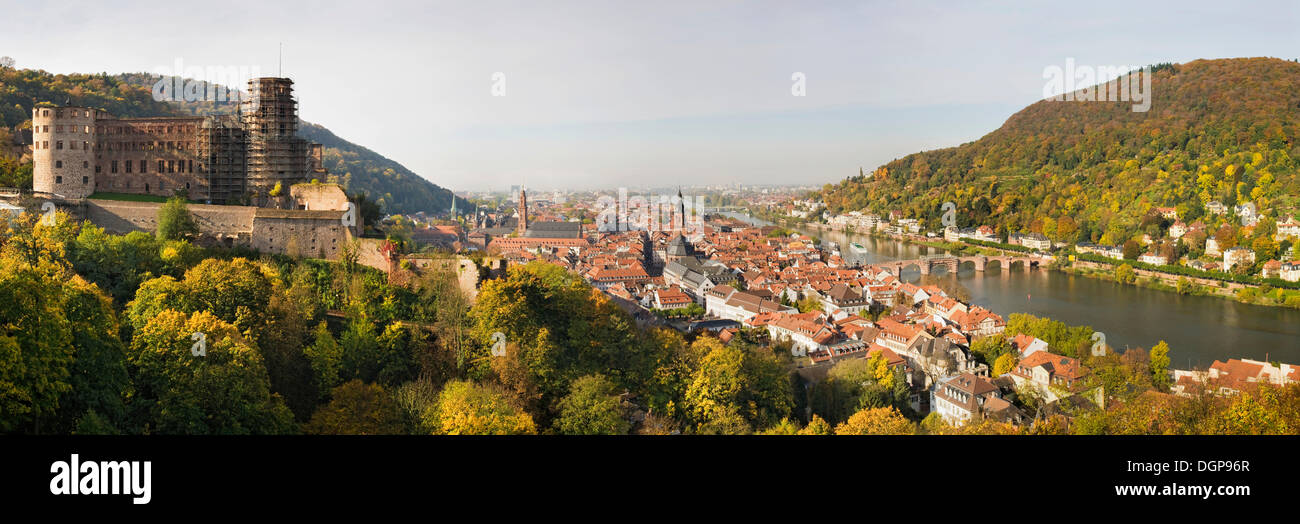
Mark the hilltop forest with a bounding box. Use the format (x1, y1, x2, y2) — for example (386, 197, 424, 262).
(819, 58, 1300, 246)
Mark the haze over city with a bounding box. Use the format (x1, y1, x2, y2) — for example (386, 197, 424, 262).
(4, 0, 1298, 192)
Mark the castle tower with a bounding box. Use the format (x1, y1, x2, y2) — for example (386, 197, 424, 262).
(242, 77, 310, 207)
(517, 186, 528, 235)
(31, 106, 97, 199)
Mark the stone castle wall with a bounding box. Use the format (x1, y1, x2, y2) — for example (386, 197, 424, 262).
(250, 209, 351, 259)
(94, 116, 208, 199)
(72, 195, 355, 260)
(85, 199, 256, 237)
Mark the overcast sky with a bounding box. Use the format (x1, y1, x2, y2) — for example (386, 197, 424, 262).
(6, 0, 1299, 191)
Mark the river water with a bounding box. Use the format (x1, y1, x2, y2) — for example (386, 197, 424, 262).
(722, 213, 1300, 367)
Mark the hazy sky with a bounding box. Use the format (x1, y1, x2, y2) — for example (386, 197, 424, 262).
(5, 0, 1299, 191)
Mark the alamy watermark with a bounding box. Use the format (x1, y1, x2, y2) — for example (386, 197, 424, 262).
(151, 58, 263, 104)
(1043, 58, 1151, 112)
(594, 188, 707, 233)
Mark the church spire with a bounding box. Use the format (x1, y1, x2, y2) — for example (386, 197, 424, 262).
(676, 186, 686, 231)
(517, 185, 529, 235)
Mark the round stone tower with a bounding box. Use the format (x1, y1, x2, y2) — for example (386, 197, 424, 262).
(32, 106, 97, 198)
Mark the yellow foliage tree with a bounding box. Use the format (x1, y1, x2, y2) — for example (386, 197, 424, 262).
(834, 406, 915, 435)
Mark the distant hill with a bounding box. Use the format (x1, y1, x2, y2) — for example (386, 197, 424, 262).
(0, 65, 469, 215)
(818, 57, 1300, 245)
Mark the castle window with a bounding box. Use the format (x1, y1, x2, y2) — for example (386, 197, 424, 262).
(56, 141, 62, 150)
(124, 161, 132, 173)
(188, 160, 193, 173)
(84, 126, 89, 133)
(140, 160, 146, 173)
(158, 160, 165, 172)
(111, 161, 117, 173)
(56, 176, 62, 184)
(82, 176, 88, 185)
(95, 166, 101, 173)
(167, 161, 174, 173)
(82, 141, 88, 150)
(56, 125, 63, 133)
(55, 160, 62, 168)
(83, 161, 88, 169)
(43, 110, 49, 117)
(55, 110, 63, 118)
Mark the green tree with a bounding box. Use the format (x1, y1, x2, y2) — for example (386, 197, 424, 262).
(54, 275, 129, 433)
(304, 322, 344, 398)
(795, 295, 824, 314)
(126, 310, 295, 434)
(127, 257, 273, 338)
(156, 197, 198, 241)
(303, 380, 405, 435)
(0, 265, 74, 432)
(970, 335, 1013, 366)
(554, 374, 629, 435)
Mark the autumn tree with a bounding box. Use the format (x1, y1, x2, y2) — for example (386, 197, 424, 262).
(1149, 340, 1172, 392)
(684, 337, 792, 432)
(0, 265, 74, 432)
(993, 353, 1018, 376)
(126, 310, 295, 434)
(554, 374, 629, 435)
(423, 380, 536, 435)
(834, 406, 916, 435)
(303, 380, 405, 435)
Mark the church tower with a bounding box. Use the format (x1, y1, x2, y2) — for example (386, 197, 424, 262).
(517, 186, 528, 235)
(675, 187, 687, 231)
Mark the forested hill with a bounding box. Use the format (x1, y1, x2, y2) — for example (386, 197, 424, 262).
(818, 57, 1300, 245)
(0, 65, 469, 216)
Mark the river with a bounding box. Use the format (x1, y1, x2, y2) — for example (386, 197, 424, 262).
(721, 212, 1300, 367)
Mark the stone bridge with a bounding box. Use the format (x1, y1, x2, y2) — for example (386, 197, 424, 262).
(881, 254, 1040, 276)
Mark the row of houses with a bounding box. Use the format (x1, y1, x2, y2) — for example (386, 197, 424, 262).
(1170, 358, 1300, 397)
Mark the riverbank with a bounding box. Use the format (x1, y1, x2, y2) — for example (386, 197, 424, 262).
(721, 212, 1300, 364)
(791, 217, 1300, 310)
(1065, 259, 1300, 309)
